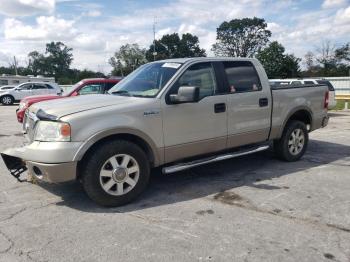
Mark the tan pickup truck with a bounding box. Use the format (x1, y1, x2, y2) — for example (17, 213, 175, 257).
(1, 58, 329, 206)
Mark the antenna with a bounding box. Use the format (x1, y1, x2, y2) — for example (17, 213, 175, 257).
(152, 16, 157, 61)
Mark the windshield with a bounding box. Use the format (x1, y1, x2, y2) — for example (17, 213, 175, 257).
(108, 62, 182, 97)
(63, 81, 83, 96)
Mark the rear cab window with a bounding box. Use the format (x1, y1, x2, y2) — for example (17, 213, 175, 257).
(223, 61, 261, 93)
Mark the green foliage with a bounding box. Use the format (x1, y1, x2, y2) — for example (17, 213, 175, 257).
(28, 42, 73, 79)
(146, 33, 206, 61)
(212, 17, 271, 57)
(256, 41, 301, 78)
(109, 43, 147, 76)
(303, 42, 350, 77)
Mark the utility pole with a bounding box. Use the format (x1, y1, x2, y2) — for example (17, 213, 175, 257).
(152, 16, 157, 61)
(13, 56, 18, 75)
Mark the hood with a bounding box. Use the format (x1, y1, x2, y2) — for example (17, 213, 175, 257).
(23, 94, 61, 102)
(30, 94, 137, 118)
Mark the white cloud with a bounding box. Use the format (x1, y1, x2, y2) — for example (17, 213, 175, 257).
(85, 10, 101, 17)
(72, 34, 105, 51)
(4, 16, 77, 40)
(334, 6, 350, 24)
(0, 0, 55, 16)
(322, 0, 348, 8)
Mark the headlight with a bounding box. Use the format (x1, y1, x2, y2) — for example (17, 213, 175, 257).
(18, 101, 27, 110)
(34, 121, 71, 142)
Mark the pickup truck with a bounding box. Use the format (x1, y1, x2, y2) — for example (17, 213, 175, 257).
(1, 58, 329, 207)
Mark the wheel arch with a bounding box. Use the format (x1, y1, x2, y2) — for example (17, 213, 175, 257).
(279, 107, 313, 138)
(74, 128, 162, 176)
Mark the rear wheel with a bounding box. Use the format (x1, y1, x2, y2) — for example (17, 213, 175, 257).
(81, 140, 150, 207)
(1, 95, 14, 105)
(274, 120, 308, 161)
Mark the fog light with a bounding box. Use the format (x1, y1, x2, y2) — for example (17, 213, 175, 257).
(32, 166, 42, 176)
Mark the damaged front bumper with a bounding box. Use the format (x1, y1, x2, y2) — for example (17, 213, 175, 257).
(1, 141, 82, 183)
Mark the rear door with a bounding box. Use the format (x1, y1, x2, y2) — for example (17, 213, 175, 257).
(161, 62, 228, 163)
(224, 61, 271, 148)
(32, 83, 49, 95)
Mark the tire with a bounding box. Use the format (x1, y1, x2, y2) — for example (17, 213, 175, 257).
(1, 95, 14, 105)
(81, 140, 150, 207)
(274, 120, 309, 162)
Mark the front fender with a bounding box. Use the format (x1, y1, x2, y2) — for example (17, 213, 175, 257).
(72, 127, 163, 166)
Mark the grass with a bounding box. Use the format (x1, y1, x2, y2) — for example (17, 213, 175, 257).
(330, 100, 347, 111)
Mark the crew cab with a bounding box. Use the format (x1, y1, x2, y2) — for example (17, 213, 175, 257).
(16, 78, 121, 123)
(0, 82, 60, 105)
(1, 58, 329, 207)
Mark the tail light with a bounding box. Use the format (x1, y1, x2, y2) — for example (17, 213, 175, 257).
(324, 91, 329, 109)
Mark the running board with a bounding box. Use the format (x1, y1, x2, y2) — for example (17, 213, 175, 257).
(162, 145, 269, 174)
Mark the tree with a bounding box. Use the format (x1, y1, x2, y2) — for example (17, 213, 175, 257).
(256, 41, 301, 78)
(45, 42, 73, 78)
(146, 33, 206, 61)
(212, 17, 271, 57)
(335, 43, 350, 63)
(27, 42, 73, 81)
(28, 51, 47, 75)
(109, 43, 147, 76)
(315, 40, 337, 76)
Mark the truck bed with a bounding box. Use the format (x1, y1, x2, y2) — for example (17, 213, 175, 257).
(269, 84, 328, 139)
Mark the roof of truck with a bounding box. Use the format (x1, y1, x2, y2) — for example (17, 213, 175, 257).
(155, 57, 258, 64)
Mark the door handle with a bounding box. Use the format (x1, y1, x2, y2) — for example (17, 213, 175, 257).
(214, 103, 226, 113)
(259, 98, 268, 107)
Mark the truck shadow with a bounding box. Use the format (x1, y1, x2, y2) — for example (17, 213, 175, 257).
(39, 139, 350, 212)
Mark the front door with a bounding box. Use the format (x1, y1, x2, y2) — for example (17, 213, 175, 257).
(161, 62, 228, 163)
(223, 61, 271, 148)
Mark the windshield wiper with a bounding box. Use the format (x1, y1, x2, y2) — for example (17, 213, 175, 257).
(111, 90, 132, 96)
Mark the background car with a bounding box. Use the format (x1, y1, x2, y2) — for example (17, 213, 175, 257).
(16, 78, 121, 122)
(0, 82, 60, 106)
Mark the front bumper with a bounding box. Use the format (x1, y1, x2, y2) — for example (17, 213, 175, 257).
(1, 153, 77, 183)
(1, 141, 82, 183)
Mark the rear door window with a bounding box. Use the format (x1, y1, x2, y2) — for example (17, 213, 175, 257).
(223, 61, 261, 93)
(304, 81, 315, 84)
(32, 84, 47, 90)
(291, 81, 302, 85)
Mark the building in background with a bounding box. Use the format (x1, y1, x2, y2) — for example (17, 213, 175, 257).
(0, 75, 55, 87)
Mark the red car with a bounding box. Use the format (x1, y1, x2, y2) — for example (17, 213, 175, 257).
(16, 78, 121, 123)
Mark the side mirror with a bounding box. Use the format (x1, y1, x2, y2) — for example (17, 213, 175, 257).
(169, 86, 200, 104)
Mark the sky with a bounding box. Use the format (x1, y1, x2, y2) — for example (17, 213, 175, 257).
(0, 0, 349, 74)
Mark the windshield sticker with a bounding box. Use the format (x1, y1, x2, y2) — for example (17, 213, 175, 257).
(162, 63, 181, 69)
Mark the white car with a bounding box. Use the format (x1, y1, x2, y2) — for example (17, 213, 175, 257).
(0, 82, 61, 105)
(269, 78, 336, 109)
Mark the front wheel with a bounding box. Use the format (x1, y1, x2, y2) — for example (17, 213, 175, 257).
(274, 120, 309, 162)
(1, 95, 14, 105)
(81, 140, 150, 207)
